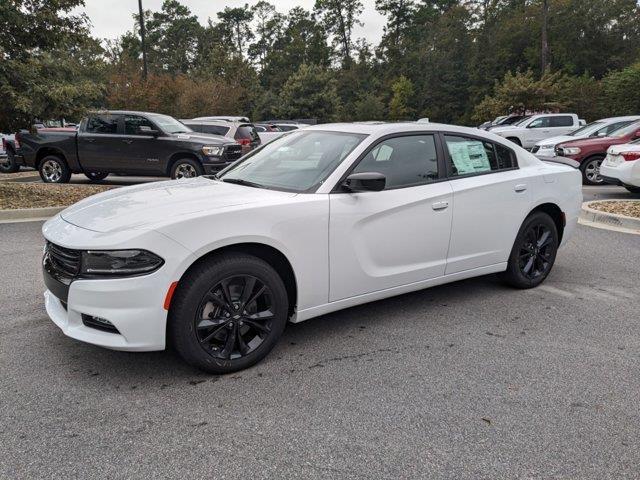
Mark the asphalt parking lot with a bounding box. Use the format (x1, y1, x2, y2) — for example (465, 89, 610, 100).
(1, 185, 639, 479)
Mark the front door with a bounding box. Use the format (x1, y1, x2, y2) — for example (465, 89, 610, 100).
(329, 134, 453, 302)
(118, 114, 167, 175)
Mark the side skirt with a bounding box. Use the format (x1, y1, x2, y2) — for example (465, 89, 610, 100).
(292, 262, 508, 323)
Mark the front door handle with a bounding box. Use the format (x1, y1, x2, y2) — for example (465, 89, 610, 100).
(84, 138, 95, 143)
(122, 139, 133, 145)
(514, 184, 527, 192)
(432, 201, 449, 211)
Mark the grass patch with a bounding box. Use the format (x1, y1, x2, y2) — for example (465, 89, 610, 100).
(589, 200, 640, 219)
(0, 183, 112, 210)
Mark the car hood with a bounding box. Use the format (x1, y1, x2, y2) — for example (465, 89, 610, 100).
(557, 136, 617, 148)
(60, 177, 296, 233)
(535, 135, 575, 147)
(170, 132, 232, 144)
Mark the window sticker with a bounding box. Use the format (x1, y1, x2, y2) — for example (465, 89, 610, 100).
(448, 141, 491, 174)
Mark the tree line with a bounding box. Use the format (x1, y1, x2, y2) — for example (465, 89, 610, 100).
(1, 0, 640, 132)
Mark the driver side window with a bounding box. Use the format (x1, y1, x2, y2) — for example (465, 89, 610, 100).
(527, 117, 550, 129)
(351, 135, 439, 190)
(124, 115, 156, 135)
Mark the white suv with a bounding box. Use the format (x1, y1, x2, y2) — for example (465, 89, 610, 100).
(491, 113, 582, 149)
(532, 116, 640, 157)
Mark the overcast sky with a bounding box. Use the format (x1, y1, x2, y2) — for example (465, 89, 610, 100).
(76, 0, 386, 45)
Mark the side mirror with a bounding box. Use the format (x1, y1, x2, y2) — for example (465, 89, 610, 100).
(342, 172, 386, 192)
(138, 126, 160, 137)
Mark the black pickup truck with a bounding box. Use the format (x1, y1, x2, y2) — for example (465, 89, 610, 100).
(14, 111, 243, 183)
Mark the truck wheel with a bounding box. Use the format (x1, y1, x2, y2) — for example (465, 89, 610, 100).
(0, 149, 20, 173)
(171, 159, 203, 180)
(506, 137, 522, 147)
(85, 172, 109, 182)
(39, 155, 71, 183)
(625, 186, 640, 194)
(581, 156, 604, 185)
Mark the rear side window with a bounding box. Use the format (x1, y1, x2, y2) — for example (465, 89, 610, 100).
(235, 125, 259, 142)
(597, 121, 633, 136)
(86, 114, 119, 134)
(549, 116, 574, 127)
(444, 135, 517, 177)
(352, 135, 439, 189)
(192, 124, 230, 136)
(124, 115, 155, 135)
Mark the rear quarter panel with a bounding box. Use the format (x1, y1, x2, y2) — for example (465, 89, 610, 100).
(19, 131, 80, 169)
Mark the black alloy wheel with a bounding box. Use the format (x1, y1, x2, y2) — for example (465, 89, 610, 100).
(502, 211, 558, 288)
(169, 253, 289, 374)
(518, 223, 554, 280)
(195, 275, 274, 360)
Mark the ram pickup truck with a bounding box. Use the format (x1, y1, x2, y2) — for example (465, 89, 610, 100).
(491, 113, 583, 149)
(14, 111, 243, 183)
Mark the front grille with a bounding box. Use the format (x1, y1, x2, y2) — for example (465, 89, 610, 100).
(223, 144, 243, 161)
(555, 146, 564, 156)
(45, 242, 81, 280)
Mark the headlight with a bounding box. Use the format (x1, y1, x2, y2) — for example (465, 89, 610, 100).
(202, 145, 224, 157)
(539, 145, 553, 149)
(562, 147, 581, 155)
(81, 250, 164, 276)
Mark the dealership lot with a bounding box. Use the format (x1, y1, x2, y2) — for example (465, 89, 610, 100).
(1, 185, 639, 479)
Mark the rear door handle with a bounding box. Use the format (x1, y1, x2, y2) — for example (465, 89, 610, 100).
(84, 138, 95, 143)
(514, 184, 527, 192)
(432, 201, 449, 211)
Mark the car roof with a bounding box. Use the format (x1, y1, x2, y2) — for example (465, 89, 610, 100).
(305, 122, 514, 140)
(192, 116, 250, 122)
(91, 110, 166, 116)
(598, 116, 640, 122)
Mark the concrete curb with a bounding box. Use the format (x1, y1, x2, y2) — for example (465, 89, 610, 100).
(579, 200, 640, 235)
(0, 206, 64, 223)
(0, 175, 40, 183)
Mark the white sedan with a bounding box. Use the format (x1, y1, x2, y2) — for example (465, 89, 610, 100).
(42, 123, 582, 373)
(600, 140, 640, 193)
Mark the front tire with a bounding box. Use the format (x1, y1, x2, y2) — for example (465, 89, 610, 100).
(501, 211, 559, 289)
(170, 159, 203, 179)
(581, 156, 604, 185)
(624, 185, 640, 194)
(84, 172, 109, 182)
(168, 253, 289, 374)
(38, 155, 71, 183)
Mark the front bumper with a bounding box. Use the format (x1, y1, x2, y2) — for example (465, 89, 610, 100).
(42, 215, 196, 351)
(202, 160, 237, 175)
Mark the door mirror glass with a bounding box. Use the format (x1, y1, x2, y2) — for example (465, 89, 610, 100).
(342, 172, 386, 192)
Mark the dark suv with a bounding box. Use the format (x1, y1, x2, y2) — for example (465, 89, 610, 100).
(14, 111, 243, 183)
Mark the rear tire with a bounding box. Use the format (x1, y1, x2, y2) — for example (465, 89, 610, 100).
(170, 159, 203, 179)
(168, 253, 289, 374)
(0, 149, 20, 173)
(38, 155, 71, 183)
(501, 211, 559, 289)
(581, 156, 604, 185)
(84, 172, 109, 182)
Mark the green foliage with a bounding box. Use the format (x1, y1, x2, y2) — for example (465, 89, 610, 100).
(601, 63, 640, 116)
(2, 0, 640, 132)
(388, 76, 414, 120)
(278, 64, 340, 122)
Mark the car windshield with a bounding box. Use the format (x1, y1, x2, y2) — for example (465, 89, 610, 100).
(149, 114, 193, 134)
(218, 130, 366, 192)
(513, 116, 531, 126)
(568, 121, 604, 136)
(610, 121, 640, 138)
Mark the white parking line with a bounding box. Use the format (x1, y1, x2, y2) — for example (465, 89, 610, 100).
(536, 285, 575, 298)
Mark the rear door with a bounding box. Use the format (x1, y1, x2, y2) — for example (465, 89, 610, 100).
(77, 113, 124, 172)
(441, 133, 532, 274)
(548, 115, 577, 137)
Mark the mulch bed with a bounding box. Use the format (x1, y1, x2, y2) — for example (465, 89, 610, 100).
(589, 200, 640, 219)
(0, 171, 40, 180)
(0, 183, 112, 210)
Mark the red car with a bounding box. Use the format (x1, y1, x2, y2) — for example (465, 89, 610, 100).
(555, 121, 640, 185)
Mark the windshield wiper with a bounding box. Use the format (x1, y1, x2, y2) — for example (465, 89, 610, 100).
(220, 178, 265, 189)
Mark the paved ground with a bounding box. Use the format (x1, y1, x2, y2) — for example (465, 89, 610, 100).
(1, 185, 639, 479)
